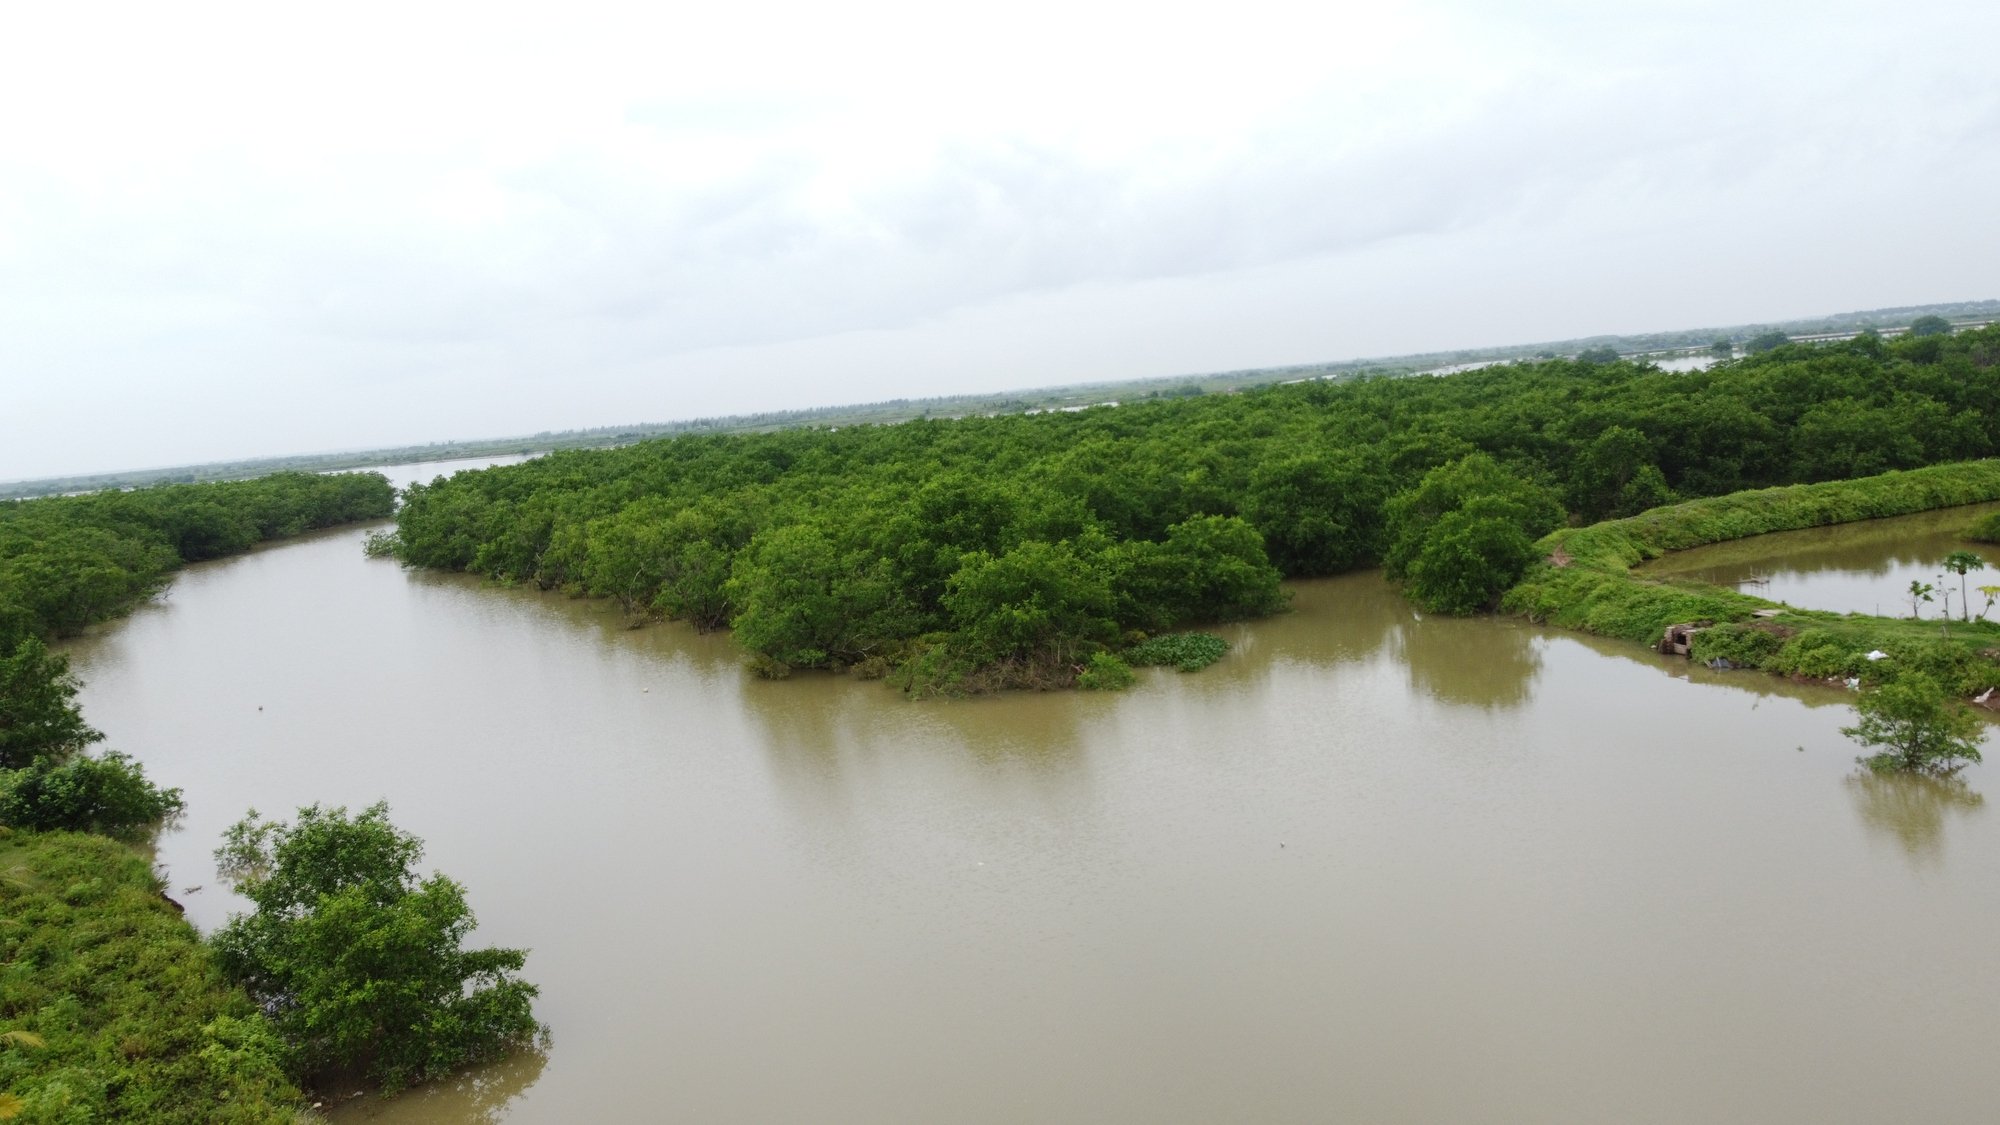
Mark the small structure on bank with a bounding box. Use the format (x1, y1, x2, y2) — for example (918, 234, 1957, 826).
(1658, 621, 1708, 657)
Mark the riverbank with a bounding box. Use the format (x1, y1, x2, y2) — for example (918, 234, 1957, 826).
(1502, 460, 2000, 695)
(0, 830, 302, 1121)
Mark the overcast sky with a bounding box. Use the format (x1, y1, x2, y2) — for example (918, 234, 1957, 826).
(3, 0, 1995, 481)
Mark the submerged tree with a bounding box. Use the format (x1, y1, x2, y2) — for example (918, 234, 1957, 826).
(1843, 674, 1985, 775)
(212, 803, 546, 1092)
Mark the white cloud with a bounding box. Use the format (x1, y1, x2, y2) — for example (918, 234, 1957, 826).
(2, 0, 1996, 478)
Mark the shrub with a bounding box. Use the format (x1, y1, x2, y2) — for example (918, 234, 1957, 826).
(1077, 652, 1136, 691)
(1689, 624, 1787, 667)
(0, 751, 183, 838)
(1844, 673, 1984, 774)
(0, 637, 104, 769)
(211, 803, 546, 1092)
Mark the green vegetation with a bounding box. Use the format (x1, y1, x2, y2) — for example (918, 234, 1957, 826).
(0, 638, 181, 840)
(1503, 460, 2000, 695)
(0, 830, 301, 1123)
(0, 469, 536, 1115)
(1126, 633, 1229, 672)
(0, 751, 182, 839)
(213, 803, 547, 1093)
(1844, 674, 1985, 774)
(0, 469, 393, 843)
(1909, 314, 1955, 338)
(10, 301, 1991, 501)
(382, 325, 2000, 691)
(0, 471, 394, 649)
(1942, 550, 1986, 620)
(1383, 454, 1564, 614)
(1964, 511, 2000, 544)
(0, 640, 103, 770)
(1077, 652, 1137, 690)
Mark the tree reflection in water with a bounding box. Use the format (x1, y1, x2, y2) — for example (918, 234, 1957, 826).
(1846, 769, 1987, 863)
(328, 1046, 548, 1124)
(1391, 614, 1544, 710)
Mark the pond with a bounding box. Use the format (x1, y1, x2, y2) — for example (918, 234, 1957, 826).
(1640, 502, 2000, 619)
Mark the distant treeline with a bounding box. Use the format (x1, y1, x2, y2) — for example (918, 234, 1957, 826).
(0, 471, 394, 648)
(11, 299, 1994, 500)
(382, 326, 2000, 692)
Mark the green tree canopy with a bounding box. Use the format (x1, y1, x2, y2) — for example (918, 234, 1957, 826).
(0, 750, 183, 838)
(944, 540, 1118, 666)
(0, 638, 103, 769)
(212, 803, 546, 1092)
(1843, 674, 1984, 775)
(1384, 454, 1564, 614)
(1241, 452, 1388, 575)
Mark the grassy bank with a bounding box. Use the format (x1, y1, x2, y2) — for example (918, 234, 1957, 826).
(1501, 460, 2000, 694)
(0, 830, 303, 1122)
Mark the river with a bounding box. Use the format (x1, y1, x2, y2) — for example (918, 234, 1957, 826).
(60, 469, 2000, 1123)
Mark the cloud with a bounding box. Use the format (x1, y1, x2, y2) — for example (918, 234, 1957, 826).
(2, 0, 1998, 479)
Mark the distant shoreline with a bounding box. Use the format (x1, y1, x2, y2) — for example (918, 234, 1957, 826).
(9, 297, 1994, 499)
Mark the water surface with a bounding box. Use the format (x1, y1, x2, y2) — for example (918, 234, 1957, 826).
(1642, 501, 2000, 617)
(61, 481, 2000, 1124)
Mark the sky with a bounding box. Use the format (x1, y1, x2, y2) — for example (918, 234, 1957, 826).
(2, 0, 1996, 482)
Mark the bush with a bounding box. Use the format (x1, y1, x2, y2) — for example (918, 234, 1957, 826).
(0, 751, 183, 838)
(1077, 652, 1136, 691)
(211, 803, 546, 1092)
(1844, 673, 1984, 774)
(0, 637, 104, 769)
(1689, 624, 1788, 667)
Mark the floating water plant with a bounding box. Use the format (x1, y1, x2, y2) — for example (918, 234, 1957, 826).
(1126, 632, 1229, 672)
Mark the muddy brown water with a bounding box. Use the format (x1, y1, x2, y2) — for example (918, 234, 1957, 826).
(60, 474, 2000, 1123)
(1640, 500, 2000, 618)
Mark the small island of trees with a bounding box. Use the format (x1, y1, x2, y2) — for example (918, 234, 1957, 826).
(375, 325, 2000, 697)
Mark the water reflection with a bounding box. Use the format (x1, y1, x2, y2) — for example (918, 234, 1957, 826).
(328, 1047, 547, 1123)
(61, 478, 2000, 1124)
(1391, 614, 1544, 709)
(1259, 573, 1398, 668)
(1846, 769, 1987, 863)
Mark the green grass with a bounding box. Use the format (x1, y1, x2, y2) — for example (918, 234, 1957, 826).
(1501, 460, 2000, 694)
(0, 830, 304, 1122)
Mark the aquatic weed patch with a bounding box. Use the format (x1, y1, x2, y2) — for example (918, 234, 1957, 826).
(1126, 632, 1229, 672)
